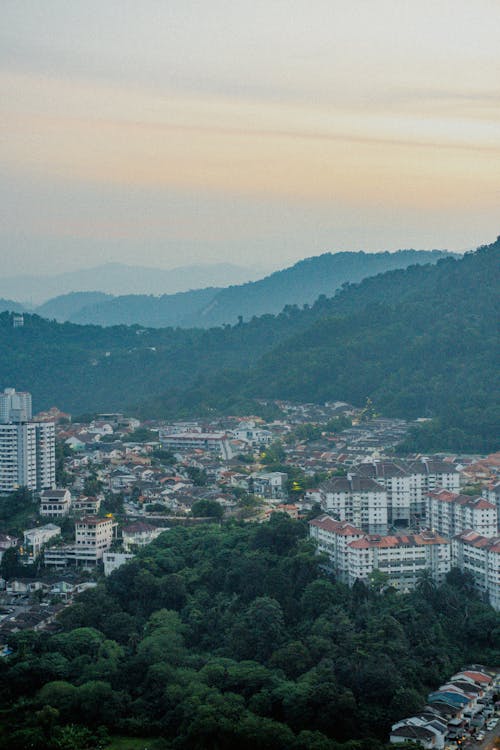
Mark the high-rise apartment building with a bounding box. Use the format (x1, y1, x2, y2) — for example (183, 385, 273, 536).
(0, 388, 55, 493)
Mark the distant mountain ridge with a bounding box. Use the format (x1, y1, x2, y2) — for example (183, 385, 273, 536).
(0, 262, 262, 305)
(14, 248, 455, 327)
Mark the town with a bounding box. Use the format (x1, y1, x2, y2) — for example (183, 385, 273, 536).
(0, 389, 499, 748)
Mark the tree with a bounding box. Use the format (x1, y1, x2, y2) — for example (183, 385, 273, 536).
(191, 499, 223, 519)
(0, 546, 22, 579)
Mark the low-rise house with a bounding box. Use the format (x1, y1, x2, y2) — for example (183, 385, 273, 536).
(72, 495, 101, 515)
(0, 533, 19, 562)
(122, 522, 163, 551)
(250, 471, 288, 500)
(23, 524, 61, 559)
(39, 488, 72, 517)
(103, 551, 135, 576)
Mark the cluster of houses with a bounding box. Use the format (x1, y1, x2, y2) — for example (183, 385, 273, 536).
(390, 666, 499, 748)
(2, 401, 500, 612)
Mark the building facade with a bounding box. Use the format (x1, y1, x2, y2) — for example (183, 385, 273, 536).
(426, 490, 497, 538)
(0, 389, 55, 494)
(319, 474, 388, 534)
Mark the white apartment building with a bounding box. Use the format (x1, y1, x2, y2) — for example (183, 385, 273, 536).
(0, 388, 55, 494)
(309, 515, 451, 591)
(72, 496, 101, 515)
(160, 430, 233, 459)
(426, 490, 497, 538)
(357, 459, 461, 523)
(483, 482, 500, 532)
(0, 388, 32, 423)
(452, 531, 500, 611)
(39, 488, 72, 517)
(407, 459, 460, 516)
(347, 531, 451, 590)
(319, 474, 388, 534)
(74, 516, 115, 564)
(231, 421, 273, 447)
(357, 461, 412, 524)
(309, 514, 364, 582)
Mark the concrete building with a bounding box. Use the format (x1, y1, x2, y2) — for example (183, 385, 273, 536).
(122, 522, 163, 551)
(347, 531, 451, 591)
(319, 474, 388, 534)
(309, 515, 451, 591)
(103, 551, 135, 576)
(159, 430, 233, 459)
(0, 388, 32, 423)
(426, 490, 497, 538)
(23, 523, 61, 559)
(452, 531, 500, 611)
(74, 516, 115, 564)
(250, 471, 288, 499)
(39, 488, 72, 518)
(0, 389, 55, 494)
(309, 514, 364, 582)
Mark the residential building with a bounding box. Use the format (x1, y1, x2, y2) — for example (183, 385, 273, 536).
(23, 524, 61, 558)
(319, 474, 388, 533)
(0, 533, 19, 562)
(0, 389, 55, 493)
(483, 482, 500, 532)
(309, 516, 450, 591)
(452, 531, 500, 611)
(74, 516, 115, 564)
(407, 459, 460, 516)
(122, 522, 163, 551)
(347, 531, 451, 590)
(72, 495, 101, 515)
(309, 514, 364, 582)
(103, 551, 135, 576)
(159, 430, 233, 459)
(0, 388, 32, 423)
(357, 460, 412, 524)
(39, 488, 72, 517)
(250, 471, 288, 499)
(426, 490, 497, 538)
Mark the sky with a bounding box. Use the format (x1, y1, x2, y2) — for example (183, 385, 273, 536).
(1, 0, 500, 275)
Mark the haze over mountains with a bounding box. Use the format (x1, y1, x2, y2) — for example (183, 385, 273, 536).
(2, 249, 454, 328)
(0, 262, 264, 305)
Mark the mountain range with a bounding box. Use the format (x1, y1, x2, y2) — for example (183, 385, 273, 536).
(0, 262, 263, 305)
(0, 237, 497, 452)
(2, 249, 453, 327)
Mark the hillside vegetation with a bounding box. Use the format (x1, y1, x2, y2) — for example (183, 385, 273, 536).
(0, 239, 498, 451)
(1, 517, 498, 749)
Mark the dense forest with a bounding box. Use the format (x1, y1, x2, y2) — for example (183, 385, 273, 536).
(1, 516, 499, 750)
(0, 238, 498, 451)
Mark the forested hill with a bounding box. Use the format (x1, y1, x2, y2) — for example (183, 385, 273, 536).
(146, 238, 500, 452)
(0, 239, 498, 450)
(1, 518, 499, 749)
(189, 248, 452, 328)
(40, 248, 449, 328)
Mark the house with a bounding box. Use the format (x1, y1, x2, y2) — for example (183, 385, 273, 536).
(0, 533, 19, 562)
(72, 496, 101, 515)
(39, 488, 72, 517)
(103, 551, 135, 576)
(250, 472, 288, 500)
(122, 522, 164, 551)
(23, 524, 61, 558)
